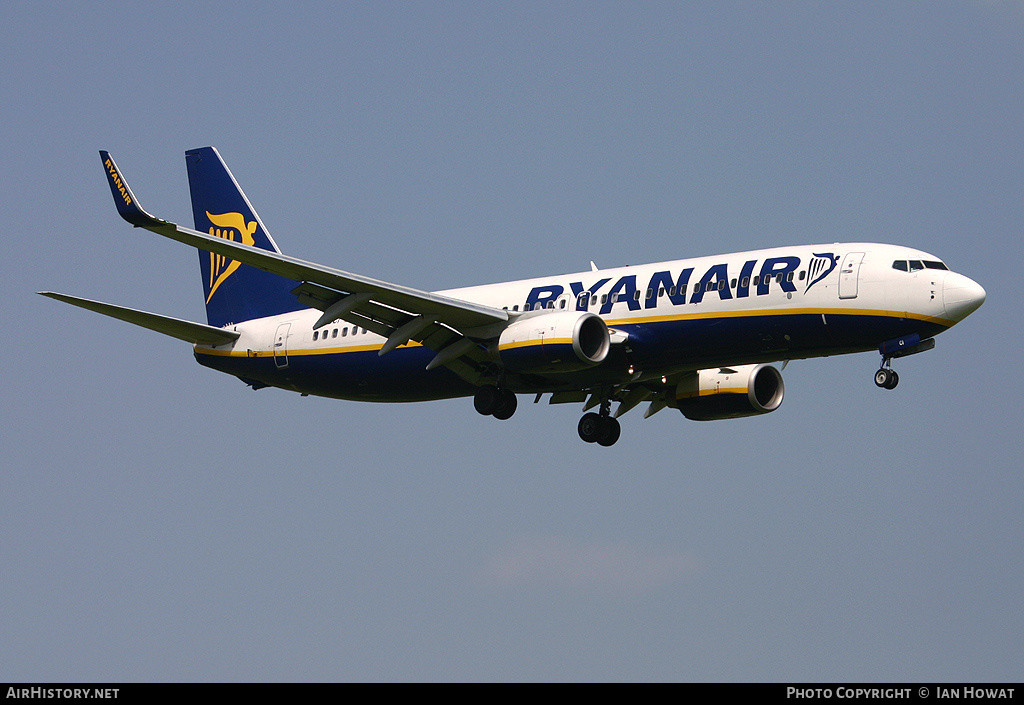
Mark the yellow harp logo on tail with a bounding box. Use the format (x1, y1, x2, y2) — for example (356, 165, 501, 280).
(205, 211, 258, 303)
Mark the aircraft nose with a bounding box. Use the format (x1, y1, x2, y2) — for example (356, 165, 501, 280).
(943, 273, 986, 322)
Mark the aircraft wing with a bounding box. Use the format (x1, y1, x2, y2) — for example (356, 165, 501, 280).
(38, 292, 240, 346)
(100, 150, 507, 381)
(100, 151, 508, 334)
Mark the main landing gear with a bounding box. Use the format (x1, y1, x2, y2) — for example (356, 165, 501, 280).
(577, 399, 621, 447)
(474, 385, 518, 420)
(473, 384, 622, 446)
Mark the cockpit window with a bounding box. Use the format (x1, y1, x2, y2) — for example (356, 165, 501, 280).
(894, 259, 949, 273)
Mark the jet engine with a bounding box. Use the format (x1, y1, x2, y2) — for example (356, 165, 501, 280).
(675, 363, 784, 421)
(497, 311, 610, 373)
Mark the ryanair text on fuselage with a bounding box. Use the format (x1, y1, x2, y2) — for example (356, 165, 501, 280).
(525, 253, 838, 314)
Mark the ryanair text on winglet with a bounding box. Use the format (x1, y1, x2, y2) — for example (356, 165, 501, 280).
(104, 158, 132, 207)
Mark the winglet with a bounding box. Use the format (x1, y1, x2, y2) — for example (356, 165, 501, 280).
(98, 150, 168, 228)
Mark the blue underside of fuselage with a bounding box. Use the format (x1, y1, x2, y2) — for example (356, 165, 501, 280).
(194, 312, 948, 401)
(624, 311, 945, 369)
(196, 344, 476, 402)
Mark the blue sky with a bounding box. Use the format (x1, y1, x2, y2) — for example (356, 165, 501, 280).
(2, 1, 1022, 681)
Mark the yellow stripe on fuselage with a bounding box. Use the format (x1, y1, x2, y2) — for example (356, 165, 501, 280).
(606, 306, 954, 329)
(194, 306, 951, 357)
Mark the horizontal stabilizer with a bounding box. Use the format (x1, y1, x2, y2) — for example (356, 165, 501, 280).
(39, 292, 240, 346)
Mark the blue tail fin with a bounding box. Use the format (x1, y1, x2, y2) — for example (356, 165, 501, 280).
(185, 147, 305, 327)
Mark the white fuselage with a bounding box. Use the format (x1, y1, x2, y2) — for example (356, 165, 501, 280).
(193, 242, 984, 402)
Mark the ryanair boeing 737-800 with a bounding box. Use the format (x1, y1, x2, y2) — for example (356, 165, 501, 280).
(41, 148, 986, 446)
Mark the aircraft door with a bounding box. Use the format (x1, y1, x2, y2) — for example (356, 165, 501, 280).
(838, 252, 865, 300)
(273, 322, 291, 369)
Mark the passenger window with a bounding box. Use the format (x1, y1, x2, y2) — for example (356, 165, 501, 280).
(753, 275, 760, 286)
(787, 272, 794, 283)
(799, 271, 805, 281)
(559, 299, 566, 309)
(741, 276, 750, 288)
(668, 286, 676, 296)
(717, 280, 726, 290)
(313, 331, 319, 341)
(342, 328, 348, 337)
(332, 328, 339, 338)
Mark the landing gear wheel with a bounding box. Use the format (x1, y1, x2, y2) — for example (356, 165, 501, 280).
(596, 416, 621, 447)
(578, 413, 621, 446)
(474, 385, 500, 415)
(884, 370, 899, 390)
(492, 390, 518, 420)
(475, 385, 517, 419)
(578, 413, 604, 443)
(874, 368, 900, 390)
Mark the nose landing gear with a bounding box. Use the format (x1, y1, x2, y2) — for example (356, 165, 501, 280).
(873, 335, 937, 391)
(874, 365, 899, 390)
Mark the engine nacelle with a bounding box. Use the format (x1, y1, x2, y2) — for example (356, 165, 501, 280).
(675, 363, 784, 421)
(497, 311, 610, 373)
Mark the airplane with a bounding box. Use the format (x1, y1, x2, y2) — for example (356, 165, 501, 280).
(40, 147, 986, 446)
